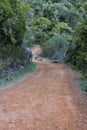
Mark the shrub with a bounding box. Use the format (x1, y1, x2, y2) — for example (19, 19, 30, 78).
(42, 33, 69, 62)
(66, 19, 87, 76)
(80, 80, 87, 92)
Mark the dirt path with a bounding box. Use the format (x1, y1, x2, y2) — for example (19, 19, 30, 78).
(0, 46, 87, 130)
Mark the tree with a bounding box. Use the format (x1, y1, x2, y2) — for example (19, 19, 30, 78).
(42, 33, 70, 62)
(30, 17, 51, 45)
(67, 9, 83, 29)
(82, 2, 87, 14)
(43, 3, 69, 22)
(51, 22, 72, 35)
(30, 0, 44, 17)
(0, 0, 32, 70)
(66, 19, 87, 73)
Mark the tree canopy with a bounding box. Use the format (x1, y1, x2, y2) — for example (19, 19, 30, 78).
(0, 0, 87, 77)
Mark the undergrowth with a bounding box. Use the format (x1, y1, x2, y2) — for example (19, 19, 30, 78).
(80, 79, 87, 94)
(0, 62, 37, 89)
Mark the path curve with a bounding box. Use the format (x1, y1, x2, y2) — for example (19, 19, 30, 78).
(0, 46, 87, 130)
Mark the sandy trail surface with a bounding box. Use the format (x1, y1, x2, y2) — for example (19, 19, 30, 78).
(0, 45, 87, 130)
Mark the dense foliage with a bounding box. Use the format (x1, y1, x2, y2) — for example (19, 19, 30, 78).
(0, 0, 87, 80)
(66, 19, 87, 76)
(29, 0, 87, 76)
(0, 0, 31, 73)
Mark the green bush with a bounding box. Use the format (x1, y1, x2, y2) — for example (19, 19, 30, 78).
(42, 33, 69, 62)
(66, 19, 87, 76)
(80, 80, 87, 92)
(0, 45, 32, 71)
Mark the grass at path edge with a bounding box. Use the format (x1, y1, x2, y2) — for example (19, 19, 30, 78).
(0, 62, 37, 90)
